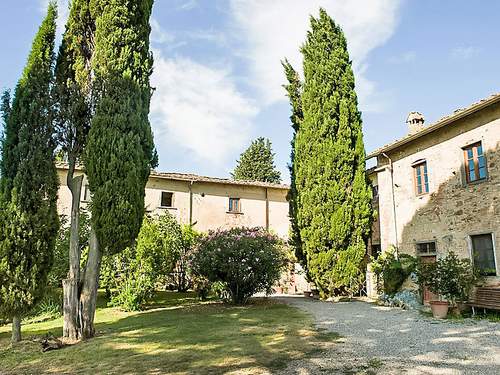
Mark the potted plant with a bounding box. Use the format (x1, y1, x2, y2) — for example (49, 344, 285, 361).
(417, 251, 480, 319)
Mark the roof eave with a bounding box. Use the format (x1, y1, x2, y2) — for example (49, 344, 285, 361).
(366, 93, 500, 159)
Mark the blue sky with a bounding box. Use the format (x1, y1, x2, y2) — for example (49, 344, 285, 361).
(1, 1, 500, 181)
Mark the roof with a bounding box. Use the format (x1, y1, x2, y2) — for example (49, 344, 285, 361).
(56, 162, 289, 190)
(367, 92, 500, 159)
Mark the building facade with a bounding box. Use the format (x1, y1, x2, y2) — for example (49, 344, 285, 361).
(56, 165, 309, 294)
(367, 94, 500, 298)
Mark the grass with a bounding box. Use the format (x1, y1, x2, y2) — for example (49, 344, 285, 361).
(0, 291, 339, 374)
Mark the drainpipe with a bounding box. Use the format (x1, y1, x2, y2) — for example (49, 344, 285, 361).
(382, 153, 399, 258)
(189, 181, 194, 225)
(265, 188, 270, 231)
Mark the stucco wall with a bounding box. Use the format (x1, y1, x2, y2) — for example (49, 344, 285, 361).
(56, 169, 290, 239)
(375, 103, 500, 280)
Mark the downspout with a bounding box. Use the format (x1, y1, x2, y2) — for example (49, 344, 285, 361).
(381, 152, 399, 258)
(265, 187, 270, 231)
(189, 181, 194, 225)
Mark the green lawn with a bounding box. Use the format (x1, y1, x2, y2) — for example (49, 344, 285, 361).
(0, 292, 338, 374)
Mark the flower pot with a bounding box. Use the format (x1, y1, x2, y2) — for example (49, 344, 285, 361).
(303, 291, 311, 297)
(429, 301, 449, 319)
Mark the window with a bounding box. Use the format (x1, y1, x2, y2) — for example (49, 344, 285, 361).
(83, 185, 91, 202)
(463, 142, 487, 183)
(471, 233, 496, 276)
(160, 192, 173, 208)
(228, 197, 241, 213)
(416, 241, 436, 254)
(413, 161, 429, 195)
(371, 185, 379, 200)
(371, 244, 381, 259)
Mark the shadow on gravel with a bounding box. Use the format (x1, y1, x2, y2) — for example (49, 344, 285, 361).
(277, 296, 500, 375)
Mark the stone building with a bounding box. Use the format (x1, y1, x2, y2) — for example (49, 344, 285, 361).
(56, 164, 309, 294)
(367, 93, 500, 300)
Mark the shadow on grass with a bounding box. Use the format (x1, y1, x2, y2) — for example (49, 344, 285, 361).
(0, 293, 339, 375)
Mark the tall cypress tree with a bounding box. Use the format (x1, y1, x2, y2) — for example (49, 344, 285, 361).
(232, 137, 281, 183)
(290, 9, 372, 297)
(282, 60, 306, 272)
(53, 0, 94, 340)
(80, 0, 157, 338)
(0, 3, 59, 342)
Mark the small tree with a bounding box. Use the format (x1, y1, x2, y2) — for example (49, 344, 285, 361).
(417, 251, 480, 306)
(191, 227, 289, 304)
(0, 2, 59, 342)
(111, 213, 181, 311)
(232, 137, 281, 183)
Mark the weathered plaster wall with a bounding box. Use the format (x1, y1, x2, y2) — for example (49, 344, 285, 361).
(375, 103, 500, 280)
(57, 170, 290, 239)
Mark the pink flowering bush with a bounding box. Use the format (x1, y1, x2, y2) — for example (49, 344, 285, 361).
(191, 227, 289, 304)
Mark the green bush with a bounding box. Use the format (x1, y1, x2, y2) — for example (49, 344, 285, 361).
(371, 247, 417, 295)
(191, 227, 289, 304)
(110, 213, 181, 311)
(416, 251, 480, 305)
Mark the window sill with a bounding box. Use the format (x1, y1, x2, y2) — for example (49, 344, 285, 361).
(158, 206, 177, 210)
(226, 211, 243, 215)
(466, 178, 488, 186)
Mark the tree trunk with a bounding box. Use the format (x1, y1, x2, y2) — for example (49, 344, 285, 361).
(11, 315, 21, 343)
(63, 169, 83, 340)
(79, 227, 102, 339)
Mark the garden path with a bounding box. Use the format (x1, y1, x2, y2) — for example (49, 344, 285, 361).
(277, 296, 500, 374)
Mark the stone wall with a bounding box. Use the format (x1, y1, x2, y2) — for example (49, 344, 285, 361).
(374, 101, 500, 286)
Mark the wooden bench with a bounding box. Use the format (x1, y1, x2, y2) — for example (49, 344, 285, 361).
(467, 287, 500, 315)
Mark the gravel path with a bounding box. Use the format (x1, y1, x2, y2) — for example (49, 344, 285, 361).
(277, 296, 500, 374)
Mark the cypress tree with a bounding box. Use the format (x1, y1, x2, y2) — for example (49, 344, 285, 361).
(80, 0, 157, 338)
(53, 0, 94, 340)
(290, 9, 372, 297)
(232, 137, 281, 183)
(0, 3, 59, 342)
(282, 60, 306, 271)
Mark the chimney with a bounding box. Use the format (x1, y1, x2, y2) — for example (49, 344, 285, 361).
(406, 111, 425, 134)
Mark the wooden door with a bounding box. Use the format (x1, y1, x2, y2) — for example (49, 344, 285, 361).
(420, 255, 437, 305)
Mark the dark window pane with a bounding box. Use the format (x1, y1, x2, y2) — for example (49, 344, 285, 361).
(161, 192, 173, 207)
(471, 234, 496, 276)
(417, 242, 436, 254)
(477, 144, 483, 156)
(467, 148, 473, 159)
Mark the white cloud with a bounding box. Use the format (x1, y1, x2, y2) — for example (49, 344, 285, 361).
(451, 46, 480, 60)
(177, 0, 198, 11)
(229, 0, 401, 112)
(150, 51, 257, 167)
(388, 50, 416, 64)
(151, 18, 175, 45)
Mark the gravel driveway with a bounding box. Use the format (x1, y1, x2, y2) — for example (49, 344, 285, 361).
(277, 296, 500, 374)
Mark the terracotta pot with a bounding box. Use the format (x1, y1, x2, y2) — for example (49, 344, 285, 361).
(430, 301, 449, 319)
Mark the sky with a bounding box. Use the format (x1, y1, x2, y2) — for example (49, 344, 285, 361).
(1, 0, 500, 181)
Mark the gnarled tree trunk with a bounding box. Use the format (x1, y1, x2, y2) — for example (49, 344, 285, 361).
(79, 227, 101, 339)
(11, 315, 21, 343)
(62, 165, 83, 341)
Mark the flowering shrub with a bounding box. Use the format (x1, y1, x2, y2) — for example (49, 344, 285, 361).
(191, 227, 289, 304)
